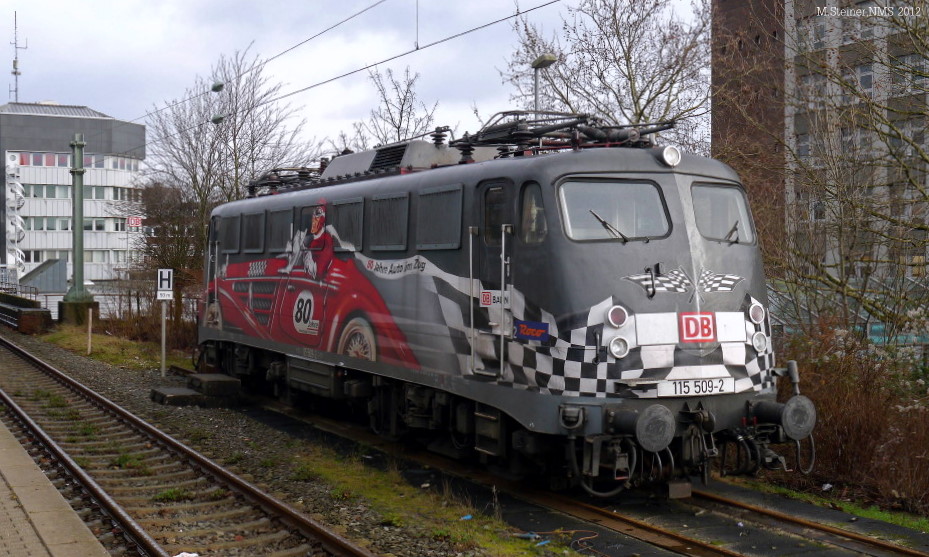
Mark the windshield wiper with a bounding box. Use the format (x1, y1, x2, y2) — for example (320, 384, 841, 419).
(724, 220, 740, 244)
(589, 210, 628, 244)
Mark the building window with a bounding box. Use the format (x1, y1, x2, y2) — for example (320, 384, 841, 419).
(844, 64, 874, 103)
(113, 218, 126, 232)
(83, 219, 106, 231)
(797, 133, 810, 159)
(892, 53, 927, 94)
(84, 250, 108, 263)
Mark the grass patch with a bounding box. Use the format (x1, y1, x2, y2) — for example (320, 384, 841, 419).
(152, 488, 192, 503)
(737, 478, 929, 532)
(110, 452, 143, 469)
(40, 325, 189, 370)
(291, 449, 575, 555)
(110, 453, 152, 476)
(44, 393, 69, 408)
(47, 408, 81, 421)
(290, 462, 319, 482)
(71, 421, 99, 439)
(184, 428, 209, 444)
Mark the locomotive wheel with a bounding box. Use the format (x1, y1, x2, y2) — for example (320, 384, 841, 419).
(338, 317, 377, 360)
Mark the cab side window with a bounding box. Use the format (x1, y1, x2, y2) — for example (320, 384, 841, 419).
(519, 182, 547, 245)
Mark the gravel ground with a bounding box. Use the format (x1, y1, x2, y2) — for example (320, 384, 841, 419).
(0, 327, 494, 557)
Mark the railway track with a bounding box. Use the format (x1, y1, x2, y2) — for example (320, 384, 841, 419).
(0, 336, 377, 557)
(295, 403, 929, 556)
(689, 489, 929, 557)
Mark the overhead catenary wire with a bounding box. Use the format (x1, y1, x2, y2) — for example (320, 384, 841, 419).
(70, 0, 391, 149)
(113, 0, 563, 161)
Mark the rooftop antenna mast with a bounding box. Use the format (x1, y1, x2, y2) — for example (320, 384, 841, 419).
(10, 11, 27, 102)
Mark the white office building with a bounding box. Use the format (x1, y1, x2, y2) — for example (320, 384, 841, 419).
(1, 102, 145, 288)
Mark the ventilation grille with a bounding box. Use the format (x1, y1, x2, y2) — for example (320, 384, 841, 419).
(370, 144, 408, 171)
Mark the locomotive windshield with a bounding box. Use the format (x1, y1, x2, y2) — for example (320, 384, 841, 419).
(691, 183, 755, 244)
(559, 180, 669, 241)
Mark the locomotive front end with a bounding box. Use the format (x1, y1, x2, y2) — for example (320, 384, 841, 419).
(527, 145, 816, 496)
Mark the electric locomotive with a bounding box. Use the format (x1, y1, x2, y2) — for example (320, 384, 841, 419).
(197, 112, 816, 497)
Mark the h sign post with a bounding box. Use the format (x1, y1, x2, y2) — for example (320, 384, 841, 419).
(157, 269, 174, 376)
(157, 269, 174, 300)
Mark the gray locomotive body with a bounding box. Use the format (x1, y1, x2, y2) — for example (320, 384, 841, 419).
(199, 116, 815, 496)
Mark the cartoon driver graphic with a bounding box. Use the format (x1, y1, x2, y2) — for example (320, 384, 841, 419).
(280, 201, 335, 280)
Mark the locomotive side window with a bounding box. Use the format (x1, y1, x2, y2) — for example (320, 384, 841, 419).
(268, 209, 293, 252)
(519, 182, 547, 245)
(242, 212, 265, 253)
(484, 187, 506, 246)
(220, 215, 240, 253)
(417, 184, 462, 250)
(692, 184, 755, 244)
(371, 192, 409, 251)
(331, 198, 363, 252)
(558, 181, 669, 241)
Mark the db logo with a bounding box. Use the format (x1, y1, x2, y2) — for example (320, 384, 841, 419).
(679, 312, 716, 343)
(480, 291, 493, 306)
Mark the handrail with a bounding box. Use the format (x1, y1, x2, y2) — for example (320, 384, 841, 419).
(0, 280, 38, 301)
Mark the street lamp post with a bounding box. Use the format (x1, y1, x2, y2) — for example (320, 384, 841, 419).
(531, 53, 557, 118)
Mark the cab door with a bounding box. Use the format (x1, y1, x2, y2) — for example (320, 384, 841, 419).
(472, 180, 515, 376)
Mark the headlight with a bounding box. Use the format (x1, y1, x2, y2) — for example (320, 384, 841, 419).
(659, 145, 681, 167)
(609, 336, 630, 359)
(749, 302, 766, 324)
(751, 331, 768, 353)
(605, 305, 629, 328)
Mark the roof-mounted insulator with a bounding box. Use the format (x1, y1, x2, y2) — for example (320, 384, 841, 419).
(456, 133, 475, 164)
(431, 126, 447, 146)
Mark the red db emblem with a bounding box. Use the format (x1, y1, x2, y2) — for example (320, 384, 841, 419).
(680, 313, 716, 343)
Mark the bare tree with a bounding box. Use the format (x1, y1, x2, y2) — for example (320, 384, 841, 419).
(503, 0, 711, 154)
(144, 48, 319, 322)
(330, 66, 438, 154)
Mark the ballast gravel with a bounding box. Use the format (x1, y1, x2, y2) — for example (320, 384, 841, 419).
(0, 328, 491, 557)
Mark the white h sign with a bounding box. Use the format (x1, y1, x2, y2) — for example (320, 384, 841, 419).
(157, 269, 174, 300)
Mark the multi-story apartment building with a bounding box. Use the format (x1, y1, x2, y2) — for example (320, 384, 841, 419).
(714, 0, 929, 334)
(1, 102, 145, 287)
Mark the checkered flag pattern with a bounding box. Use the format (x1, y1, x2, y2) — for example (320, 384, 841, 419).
(624, 268, 693, 294)
(698, 270, 745, 293)
(358, 253, 773, 399)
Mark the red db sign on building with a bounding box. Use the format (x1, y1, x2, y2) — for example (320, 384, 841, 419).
(679, 312, 716, 343)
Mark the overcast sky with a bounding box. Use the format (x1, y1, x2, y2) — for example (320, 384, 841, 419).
(4, 0, 572, 149)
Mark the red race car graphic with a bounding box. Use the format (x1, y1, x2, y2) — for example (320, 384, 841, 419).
(204, 203, 418, 369)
